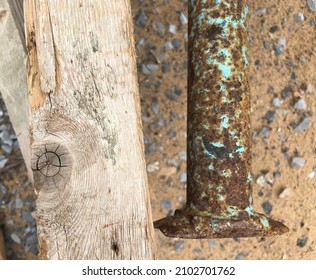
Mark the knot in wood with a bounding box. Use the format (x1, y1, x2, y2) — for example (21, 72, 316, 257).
(31, 143, 72, 192)
(36, 151, 63, 177)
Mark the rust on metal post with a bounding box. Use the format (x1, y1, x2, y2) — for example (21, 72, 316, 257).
(154, 0, 289, 238)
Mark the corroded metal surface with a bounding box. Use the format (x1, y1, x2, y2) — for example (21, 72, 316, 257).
(154, 0, 288, 238)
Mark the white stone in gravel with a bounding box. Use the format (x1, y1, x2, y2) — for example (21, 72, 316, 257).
(179, 12, 188, 25)
(307, 0, 316, 12)
(0, 156, 8, 169)
(11, 233, 21, 244)
(294, 12, 305, 21)
(291, 157, 306, 167)
(147, 162, 160, 173)
(168, 24, 177, 34)
(179, 172, 187, 183)
(141, 64, 159, 75)
(279, 188, 290, 198)
(256, 175, 266, 187)
(0, 130, 13, 146)
(15, 198, 23, 208)
(294, 98, 307, 110)
(308, 171, 315, 179)
(178, 151, 187, 161)
(272, 98, 282, 107)
(1, 144, 12, 154)
(167, 158, 179, 167)
(255, 7, 267, 16)
(278, 37, 287, 47)
(163, 41, 174, 50)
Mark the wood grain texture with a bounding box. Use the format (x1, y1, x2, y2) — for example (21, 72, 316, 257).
(0, 0, 32, 182)
(24, 0, 155, 259)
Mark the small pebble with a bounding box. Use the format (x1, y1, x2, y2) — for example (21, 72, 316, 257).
(151, 97, 159, 116)
(279, 188, 290, 198)
(262, 201, 273, 214)
(162, 63, 170, 73)
(268, 86, 275, 94)
(307, 0, 316, 12)
(26, 233, 38, 245)
(136, 38, 145, 51)
(293, 98, 307, 110)
(281, 87, 292, 99)
(135, 10, 147, 27)
(171, 39, 181, 48)
(296, 236, 308, 248)
(15, 198, 23, 209)
(146, 142, 158, 154)
(174, 240, 185, 251)
(308, 171, 315, 179)
(11, 233, 21, 244)
(161, 199, 172, 209)
(169, 111, 177, 121)
(292, 114, 312, 132)
(152, 21, 165, 37)
(147, 162, 160, 173)
(163, 41, 174, 51)
(1, 144, 13, 154)
(263, 40, 270, 50)
(22, 211, 35, 223)
(0, 183, 9, 205)
(150, 50, 168, 63)
(193, 247, 201, 253)
(167, 158, 179, 167)
(0, 130, 13, 146)
(269, 26, 279, 33)
(141, 64, 159, 75)
(155, 119, 166, 127)
(258, 126, 271, 137)
(208, 240, 217, 248)
(178, 151, 187, 161)
(0, 155, 8, 169)
(273, 171, 281, 178)
(165, 89, 178, 100)
(179, 12, 188, 25)
(168, 24, 177, 34)
(265, 110, 276, 122)
(179, 172, 187, 183)
(235, 253, 246, 260)
(168, 128, 177, 137)
(291, 157, 306, 167)
(278, 37, 287, 47)
(294, 12, 305, 21)
(255, 7, 267, 16)
(256, 175, 266, 187)
(272, 98, 282, 107)
(299, 56, 307, 63)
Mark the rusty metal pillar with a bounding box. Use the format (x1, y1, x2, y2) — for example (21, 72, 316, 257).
(154, 0, 288, 238)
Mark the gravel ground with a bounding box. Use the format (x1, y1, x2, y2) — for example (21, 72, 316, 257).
(1, 0, 316, 259)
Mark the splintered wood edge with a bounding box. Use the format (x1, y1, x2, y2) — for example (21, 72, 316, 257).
(24, 0, 47, 110)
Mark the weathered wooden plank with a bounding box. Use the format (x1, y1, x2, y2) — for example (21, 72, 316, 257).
(24, 0, 155, 259)
(0, 0, 32, 182)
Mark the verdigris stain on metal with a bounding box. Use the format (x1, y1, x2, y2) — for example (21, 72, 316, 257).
(154, 0, 289, 238)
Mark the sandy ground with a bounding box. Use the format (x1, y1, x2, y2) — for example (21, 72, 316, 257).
(1, 0, 316, 259)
